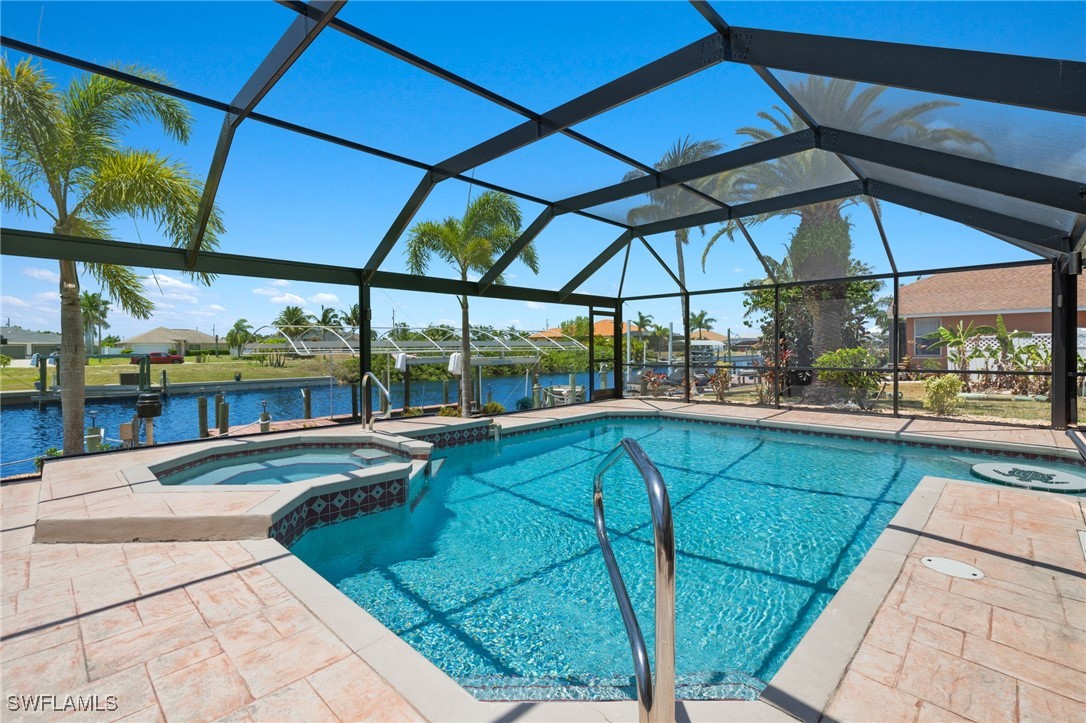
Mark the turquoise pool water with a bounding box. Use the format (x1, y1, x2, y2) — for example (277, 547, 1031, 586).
(160, 449, 368, 485)
(289, 418, 1080, 701)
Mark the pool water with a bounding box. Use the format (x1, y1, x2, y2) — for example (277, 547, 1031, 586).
(160, 449, 375, 485)
(289, 418, 1081, 701)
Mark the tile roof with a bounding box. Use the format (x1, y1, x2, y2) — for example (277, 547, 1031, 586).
(528, 320, 639, 339)
(898, 265, 1059, 316)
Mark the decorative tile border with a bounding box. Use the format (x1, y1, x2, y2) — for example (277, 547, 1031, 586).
(269, 476, 407, 548)
(413, 423, 492, 449)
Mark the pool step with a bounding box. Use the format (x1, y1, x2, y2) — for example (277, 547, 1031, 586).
(351, 448, 392, 465)
(458, 671, 764, 702)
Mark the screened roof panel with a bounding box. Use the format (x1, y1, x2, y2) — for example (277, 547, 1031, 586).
(613, 238, 687, 299)
(520, 214, 625, 293)
(586, 187, 719, 226)
(1, 1, 288, 100)
(213, 121, 427, 267)
(254, 27, 525, 166)
(713, 149, 858, 206)
(775, 70, 1086, 183)
(854, 160, 1079, 235)
(472, 133, 644, 203)
(334, 1, 710, 110)
(714, 2, 1086, 61)
(680, 225, 772, 293)
(570, 61, 803, 169)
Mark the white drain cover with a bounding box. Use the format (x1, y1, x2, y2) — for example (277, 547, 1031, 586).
(971, 462, 1086, 492)
(921, 557, 984, 580)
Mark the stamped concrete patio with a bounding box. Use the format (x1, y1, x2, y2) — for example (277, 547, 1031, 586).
(2, 400, 1084, 721)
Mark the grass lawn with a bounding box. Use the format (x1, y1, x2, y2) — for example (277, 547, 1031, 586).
(0, 355, 350, 392)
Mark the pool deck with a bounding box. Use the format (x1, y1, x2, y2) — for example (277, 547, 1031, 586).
(2, 400, 1084, 721)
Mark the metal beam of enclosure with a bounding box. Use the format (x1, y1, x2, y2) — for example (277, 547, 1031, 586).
(0, 228, 614, 308)
(432, 33, 725, 179)
(479, 207, 556, 293)
(821, 129, 1085, 214)
(634, 181, 863, 237)
(363, 174, 436, 280)
(556, 131, 815, 211)
(867, 181, 1071, 252)
(184, 1, 344, 268)
(723, 27, 1086, 116)
(561, 231, 634, 301)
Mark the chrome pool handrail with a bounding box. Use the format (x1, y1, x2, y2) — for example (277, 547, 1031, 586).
(360, 372, 392, 431)
(593, 438, 675, 723)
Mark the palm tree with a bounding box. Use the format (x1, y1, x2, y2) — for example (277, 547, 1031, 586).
(635, 311, 653, 344)
(79, 291, 110, 352)
(690, 310, 716, 337)
(702, 77, 988, 394)
(314, 305, 340, 330)
(1, 58, 223, 453)
(225, 318, 252, 356)
(274, 305, 311, 340)
(624, 136, 725, 319)
(406, 191, 537, 417)
(339, 303, 360, 334)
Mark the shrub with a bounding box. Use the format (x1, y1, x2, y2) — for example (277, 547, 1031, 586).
(0, 354, 10, 368)
(403, 406, 424, 417)
(34, 447, 63, 472)
(923, 375, 963, 416)
(438, 405, 460, 417)
(334, 359, 361, 384)
(813, 347, 881, 403)
(515, 396, 533, 411)
(121, 348, 134, 354)
(482, 401, 505, 415)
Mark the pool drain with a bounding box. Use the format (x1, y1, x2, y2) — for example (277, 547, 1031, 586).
(921, 557, 984, 580)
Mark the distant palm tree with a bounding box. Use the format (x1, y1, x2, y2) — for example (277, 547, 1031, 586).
(225, 318, 252, 356)
(690, 310, 716, 336)
(635, 311, 653, 344)
(339, 303, 360, 333)
(315, 305, 340, 330)
(274, 306, 311, 340)
(1, 58, 223, 453)
(79, 291, 110, 352)
(624, 136, 725, 320)
(406, 191, 537, 417)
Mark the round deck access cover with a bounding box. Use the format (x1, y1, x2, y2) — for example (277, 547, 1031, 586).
(921, 557, 984, 579)
(971, 462, 1086, 493)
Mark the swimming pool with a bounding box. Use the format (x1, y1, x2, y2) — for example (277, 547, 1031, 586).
(158, 448, 384, 486)
(289, 417, 1082, 702)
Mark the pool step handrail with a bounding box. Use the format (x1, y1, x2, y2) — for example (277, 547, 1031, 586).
(1065, 429, 1086, 463)
(593, 438, 675, 723)
(360, 372, 392, 431)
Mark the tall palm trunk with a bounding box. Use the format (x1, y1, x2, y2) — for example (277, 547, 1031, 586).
(459, 294, 472, 417)
(58, 257, 86, 454)
(674, 231, 688, 322)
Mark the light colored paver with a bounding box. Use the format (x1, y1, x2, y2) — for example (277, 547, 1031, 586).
(4, 400, 1085, 721)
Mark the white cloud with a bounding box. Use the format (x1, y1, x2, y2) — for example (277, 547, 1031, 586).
(145, 273, 196, 291)
(1, 295, 29, 308)
(309, 293, 339, 305)
(525, 301, 547, 310)
(163, 293, 198, 304)
(270, 279, 290, 287)
(271, 293, 305, 305)
(33, 291, 60, 303)
(252, 287, 277, 296)
(23, 267, 59, 284)
(205, 304, 226, 312)
(732, 267, 743, 273)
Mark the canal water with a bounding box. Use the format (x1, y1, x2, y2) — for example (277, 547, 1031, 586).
(0, 371, 618, 475)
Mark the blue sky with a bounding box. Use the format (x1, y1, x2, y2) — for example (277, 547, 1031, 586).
(1, 1, 1083, 341)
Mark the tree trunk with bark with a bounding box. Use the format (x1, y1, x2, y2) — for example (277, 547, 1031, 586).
(459, 294, 472, 418)
(58, 258, 86, 454)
